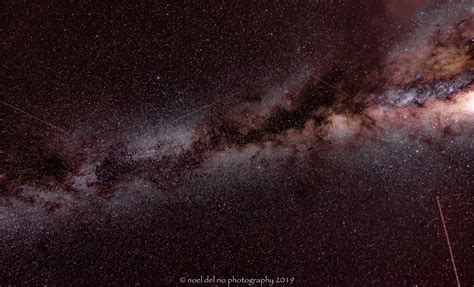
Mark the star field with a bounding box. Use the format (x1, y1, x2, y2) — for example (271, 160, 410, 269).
(1, 1, 473, 286)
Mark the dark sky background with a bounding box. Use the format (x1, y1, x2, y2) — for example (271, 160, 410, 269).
(1, 1, 397, 131)
(1, 1, 473, 286)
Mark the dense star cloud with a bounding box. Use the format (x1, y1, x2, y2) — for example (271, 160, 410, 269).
(1, 1, 473, 286)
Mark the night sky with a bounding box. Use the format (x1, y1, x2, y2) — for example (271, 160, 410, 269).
(1, 1, 473, 286)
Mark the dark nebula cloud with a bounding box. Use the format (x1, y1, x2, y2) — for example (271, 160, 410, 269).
(385, 12, 474, 85)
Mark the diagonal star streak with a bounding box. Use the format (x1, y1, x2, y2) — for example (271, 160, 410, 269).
(0, 100, 71, 135)
(173, 75, 352, 123)
(173, 92, 239, 122)
(315, 75, 351, 98)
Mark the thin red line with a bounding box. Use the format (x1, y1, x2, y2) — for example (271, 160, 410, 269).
(436, 196, 461, 287)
